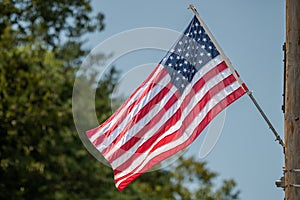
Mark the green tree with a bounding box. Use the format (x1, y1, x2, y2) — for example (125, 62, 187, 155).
(0, 1, 108, 199)
(172, 157, 240, 200)
(0, 1, 240, 199)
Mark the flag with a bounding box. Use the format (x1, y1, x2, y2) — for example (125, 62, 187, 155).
(86, 15, 248, 191)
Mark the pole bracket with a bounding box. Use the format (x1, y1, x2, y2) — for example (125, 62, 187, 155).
(287, 184, 300, 188)
(284, 169, 300, 173)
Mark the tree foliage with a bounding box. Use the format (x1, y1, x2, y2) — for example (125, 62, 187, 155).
(0, 0, 104, 47)
(0, 1, 240, 199)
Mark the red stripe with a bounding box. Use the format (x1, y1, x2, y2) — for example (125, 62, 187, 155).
(90, 68, 168, 146)
(112, 73, 236, 173)
(107, 91, 180, 162)
(86, 126, 103, 139)
(115, 86, 245, 191)
(149, 74, 237, 153)
(89, 61, 227, 140)
(234, 70, 248, 92)
(86, 64, 164, 138)
(106, 62, 229, 162)
(193, 61, 228, 92)
(242, 83, 248, 91)
(100, 81, 173, 154)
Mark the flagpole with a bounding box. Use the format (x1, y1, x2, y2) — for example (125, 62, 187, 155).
(188, 4, 285, 151)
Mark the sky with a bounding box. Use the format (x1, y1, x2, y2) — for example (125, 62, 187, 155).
(83, 1, 286, 199)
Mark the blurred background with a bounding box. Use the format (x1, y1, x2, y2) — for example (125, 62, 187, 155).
(0, 0, 285, 199)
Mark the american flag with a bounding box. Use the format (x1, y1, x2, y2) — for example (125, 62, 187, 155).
(87, 16, 247, 191)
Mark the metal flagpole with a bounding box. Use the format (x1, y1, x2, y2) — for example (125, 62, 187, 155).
(188, 4, 285, 152)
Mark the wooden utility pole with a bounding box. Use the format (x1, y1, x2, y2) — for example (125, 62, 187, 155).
(285, 0, 300, 199)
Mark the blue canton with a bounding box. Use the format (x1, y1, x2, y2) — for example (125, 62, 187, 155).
(160, 16, 220, 94)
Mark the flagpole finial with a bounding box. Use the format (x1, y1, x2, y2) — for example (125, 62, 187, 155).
(188, 4, 194, 9)
(188, 4, 199, 17)
(188, 4, 196, 12)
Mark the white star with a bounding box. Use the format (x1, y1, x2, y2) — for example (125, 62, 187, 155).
(200, 52, 204, 56)
(178, 48, 182, 53)
(207, 53, 211, 57)
(203, 38, 207, 42)
(201, 45, 205, 49)
(195, 23, 199, 27)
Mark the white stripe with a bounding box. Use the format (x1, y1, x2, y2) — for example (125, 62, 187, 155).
(104, 85, 177, 159)
(89, 87, 144, 141)
(111, 67, 232, 170)
(109, 90, 177, 167)
(89, 55, 222, 143)
(105, 54, 223, 155)
(89, 65, 164, 142)
(115, 81, 240, 187)
(96, 74, 171, 152)
(110, 56, 226, 168)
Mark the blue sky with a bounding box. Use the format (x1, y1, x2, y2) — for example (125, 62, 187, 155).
(85, 1, 285, 199)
